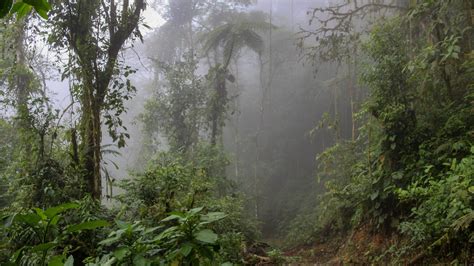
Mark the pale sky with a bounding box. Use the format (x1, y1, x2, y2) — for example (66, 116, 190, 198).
(142, 6, 165, 32)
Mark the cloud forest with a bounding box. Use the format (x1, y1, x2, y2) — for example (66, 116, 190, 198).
(0, 0, 472, 264)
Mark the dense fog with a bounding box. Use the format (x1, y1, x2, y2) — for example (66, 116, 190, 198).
(97, 1, 351, 237)
(0, 0, 471, 264)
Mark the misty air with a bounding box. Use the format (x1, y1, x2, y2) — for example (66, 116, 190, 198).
(0, 0, 472, 264)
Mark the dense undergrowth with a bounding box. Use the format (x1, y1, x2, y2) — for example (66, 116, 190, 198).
(284, 1, 473, 263)
(0, 147, 267, 265)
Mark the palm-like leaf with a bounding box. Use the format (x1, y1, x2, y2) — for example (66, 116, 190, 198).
(201, 24, 232, 53)
(238, 29, 264, 55)
(201, 13, 275, 68)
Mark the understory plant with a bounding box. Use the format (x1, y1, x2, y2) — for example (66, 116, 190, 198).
(86, 207, 227, 265)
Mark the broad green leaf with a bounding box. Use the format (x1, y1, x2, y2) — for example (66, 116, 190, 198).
(41, 0, 51, 10)
(154, 226, 179, 241)
(34, 7, 48, 19)
(370, 191, 378, 200)
(15, 213, 41, 226)
(468, 186, 474, 194)
(133, 255, 149, 266)
(180, 242, 193, 257)
(162, 214, 183, 222)
(31, 242, 56, 252)
(44, 203, 79, 218)
(34, 208, 47, 220)
(11, 2, 32, 19)
(115, 220, 130, 229)
(201, 212, 226, 224)
(101, 256, 117, 266)
(194, 229, 218, 244)
(23, 0, 50, 11)
(0, 0, 12, 18)
(66, 220, 110, 233)
(64, 256, 74, 266)
(144, 226, 161, 234)
(99, 235, 121, 246)
(48, 255, 65, 266)
(198, 246, 214, 259)
(8, 2, 21, 13)
(11, 246, 27, 263)
(113, 247, 130, 261)
(50, 215, 61, 226)
(188, 207, 203, 216)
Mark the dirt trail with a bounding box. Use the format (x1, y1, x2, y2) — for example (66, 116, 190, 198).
(282, 224, 396, 264)
(284, 240, 342, 264)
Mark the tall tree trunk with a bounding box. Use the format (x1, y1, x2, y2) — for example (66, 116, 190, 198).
(80, 83, 102, 199)
(64, 0, 145, 199)
(233, 62, 240, 180)
(348, 44, 358, 142)
(210, 111, 218, 146)
(79, 77, 104, 199)
(15, 19, 28, 120)
(210, 69, 227, 146)
(91, 100, 102, 199)
(14, 18, 33, 157)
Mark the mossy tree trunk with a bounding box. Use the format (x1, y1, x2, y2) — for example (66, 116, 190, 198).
(59, 0, 145, 199)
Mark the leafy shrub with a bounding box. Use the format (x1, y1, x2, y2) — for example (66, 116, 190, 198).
(396, 148, 473, 259)
(117, 152, 217, 222)
(86, 207, 227, 265)
(114, 145, 258, 263)
(1, 202, 234, 265)
(0, 201, 110, 265)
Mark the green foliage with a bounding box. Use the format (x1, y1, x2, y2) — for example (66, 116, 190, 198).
(103, 66, 137, 149)
(115, 146, 258, 263)
(1, 201, 230, 265)
(1, 201, 109, 265)
(283, 205, 318, 247)
(395, 148, 473, 259)
(287, 1, 473, 262)
(200, 11, 274, 145)
(85, 208, 226, 265)
(201, 11, 274, 68)
(0, 0, 51, 19)
(140, 54, 205, 155)
(266, 248, 287, 264)
(6, 153, 87, 209)
(117, 158, 213, 221)
(157, 207, 225, 263)
(0, 119, 16, 207)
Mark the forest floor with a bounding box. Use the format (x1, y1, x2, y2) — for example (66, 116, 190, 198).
(284, 239, 342, 264)
(281, 224, 397, 264)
